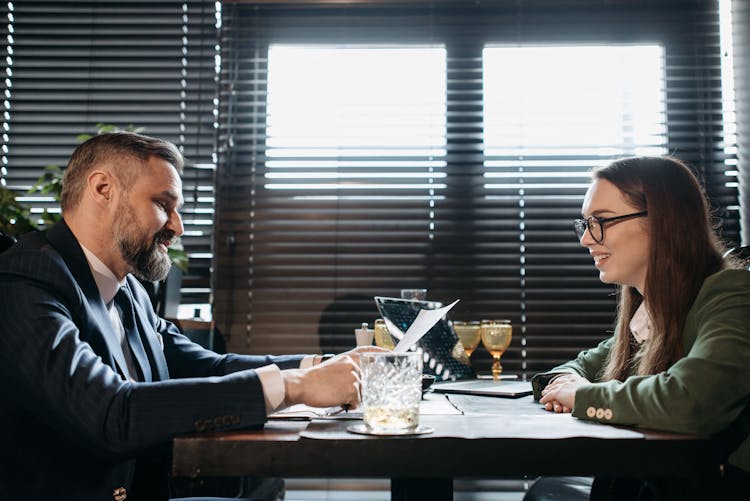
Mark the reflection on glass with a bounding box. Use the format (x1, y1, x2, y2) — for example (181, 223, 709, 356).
(480, 319, 512, 380)
(373, 318, 396, 350)
(453, 321, 481, 358)
(361, 352, 422, 434)
(400, 288, 427, 301)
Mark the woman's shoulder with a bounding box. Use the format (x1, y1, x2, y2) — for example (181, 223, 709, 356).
(694, 268, 750, 307)
(702, 268, 750, 289)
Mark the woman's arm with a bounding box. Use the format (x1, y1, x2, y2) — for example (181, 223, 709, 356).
(531, 335, 614, 400)
(571, 270, 750, 434)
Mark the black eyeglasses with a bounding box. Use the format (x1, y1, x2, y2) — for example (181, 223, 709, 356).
(574, 211, 648, 244)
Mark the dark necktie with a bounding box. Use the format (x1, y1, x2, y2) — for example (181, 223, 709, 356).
(114, 287, 153, 382)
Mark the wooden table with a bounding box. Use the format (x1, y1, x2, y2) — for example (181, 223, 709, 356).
(172, 393, 723, 500)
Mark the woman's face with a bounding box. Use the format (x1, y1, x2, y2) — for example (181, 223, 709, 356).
(580, 178, 650, 293)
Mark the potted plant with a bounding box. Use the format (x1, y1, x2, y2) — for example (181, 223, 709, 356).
(0, 185, 37, 251)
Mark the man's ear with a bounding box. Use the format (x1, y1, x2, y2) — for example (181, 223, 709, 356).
(88, 170, 115, 205)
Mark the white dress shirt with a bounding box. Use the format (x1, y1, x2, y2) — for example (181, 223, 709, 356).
(80, 244, 139, 381)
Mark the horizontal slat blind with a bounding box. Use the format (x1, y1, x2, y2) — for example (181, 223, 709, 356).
(0, 2, 11, 194)
(733, 0, 750, 246)
(215, 0, 739, 376)
(2, 0, 218, 304)
(482, 45, 668, 372)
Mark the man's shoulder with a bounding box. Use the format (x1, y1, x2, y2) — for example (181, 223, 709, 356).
(1, 229, 47, 253)
(1, 229, 55, 263)
(0, 230, 72, 284)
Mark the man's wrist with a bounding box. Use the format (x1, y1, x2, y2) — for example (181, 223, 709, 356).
(282, 368, 303, 406)
(256, 364, 285, 413)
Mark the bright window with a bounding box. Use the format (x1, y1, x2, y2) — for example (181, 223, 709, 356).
(265, 45, 447, 199)
(483, 45, 666, 157)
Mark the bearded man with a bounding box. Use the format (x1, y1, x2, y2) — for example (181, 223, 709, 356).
(0, 132, 370, 501)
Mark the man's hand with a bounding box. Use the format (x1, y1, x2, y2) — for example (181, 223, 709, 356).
(538, 373, 589, 413)
(283, 355, 362, 408)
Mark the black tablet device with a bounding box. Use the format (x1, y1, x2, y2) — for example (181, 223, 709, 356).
(374, 296, 476, 381)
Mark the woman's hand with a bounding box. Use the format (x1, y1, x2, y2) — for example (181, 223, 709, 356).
(538, 373, 590, 413)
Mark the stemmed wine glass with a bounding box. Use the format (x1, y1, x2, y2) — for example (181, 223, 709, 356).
(453, 321, 481, 360)
(373, 318, 396, 350)
(480, 319, 512, 380)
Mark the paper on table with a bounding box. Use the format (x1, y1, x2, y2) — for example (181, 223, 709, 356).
(269, 404, 359, 420)
(393, 299, 460, 353)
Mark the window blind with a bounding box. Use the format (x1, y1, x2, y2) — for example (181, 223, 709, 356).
(1, 0, 218, 306)
(733, 0, 750, 246)
(215, 0, 740, 377)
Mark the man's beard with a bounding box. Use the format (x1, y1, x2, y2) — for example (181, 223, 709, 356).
(114, 203, 174, 282)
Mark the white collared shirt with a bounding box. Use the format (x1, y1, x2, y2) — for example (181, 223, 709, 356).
(80, 244, 139, 380)
(629, 301, 653, 344)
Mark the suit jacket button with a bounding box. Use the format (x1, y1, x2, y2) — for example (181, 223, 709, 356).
(223, 415, 233, 427)
(595, 408, 605, 419)
(586, 406, 596, 418)
(113, 486, 127, 501)
(232, 414, 241, 425)
(194, 419, 206, 432)
(604, 409, 613, 420)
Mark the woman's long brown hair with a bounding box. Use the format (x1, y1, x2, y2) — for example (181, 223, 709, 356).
(595, 157, 727, 381)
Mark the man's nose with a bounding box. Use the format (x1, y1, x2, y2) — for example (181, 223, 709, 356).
(167, 210, 184, 237)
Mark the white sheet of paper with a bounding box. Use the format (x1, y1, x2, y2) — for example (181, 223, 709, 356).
(393, 299, 460, 353)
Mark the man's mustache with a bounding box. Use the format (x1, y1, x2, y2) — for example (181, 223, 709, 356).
(153, 229, 176, 248)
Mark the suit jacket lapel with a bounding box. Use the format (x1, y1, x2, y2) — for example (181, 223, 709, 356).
(126, 279, 170, 381)
(117, 285, 154, 382)
(45, 220, 133, 380)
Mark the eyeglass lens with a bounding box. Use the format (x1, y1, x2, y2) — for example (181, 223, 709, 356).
(574, 217, 603, 242)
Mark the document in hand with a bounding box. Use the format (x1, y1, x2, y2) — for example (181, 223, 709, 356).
(393, 299, 460, 352)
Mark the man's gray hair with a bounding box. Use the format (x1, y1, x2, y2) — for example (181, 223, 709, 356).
(60, 132, 184, 212)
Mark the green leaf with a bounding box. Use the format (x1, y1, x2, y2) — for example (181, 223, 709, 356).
(28, 165, 64, 200)
(96, 123, 117, 133)
(165, 236, 189, 272)
(0, 185, 38, 236)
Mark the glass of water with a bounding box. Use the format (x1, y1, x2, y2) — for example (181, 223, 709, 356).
(400, 288, 427, 301)
(360, 352, 423, 434)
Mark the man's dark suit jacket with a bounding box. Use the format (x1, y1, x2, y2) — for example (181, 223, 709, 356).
(0, 220, 305, 500)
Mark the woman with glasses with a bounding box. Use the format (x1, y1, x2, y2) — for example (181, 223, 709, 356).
(526, 156, 750, 500)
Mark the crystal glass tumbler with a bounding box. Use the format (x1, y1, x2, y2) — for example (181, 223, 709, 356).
(360, 352, 423, 434)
